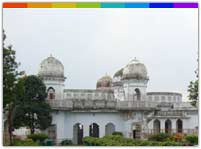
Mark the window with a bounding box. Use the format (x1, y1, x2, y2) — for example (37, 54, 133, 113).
(165, 119, 172, 134)
(153, 119, 160, 134)
(176, 119, 183, 133)
(134, 88, 141, 101)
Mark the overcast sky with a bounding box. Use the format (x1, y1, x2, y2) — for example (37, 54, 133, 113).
(3, 8, 198, 101)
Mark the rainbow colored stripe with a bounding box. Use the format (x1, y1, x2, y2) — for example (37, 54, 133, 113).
(3, 2, 198, 8)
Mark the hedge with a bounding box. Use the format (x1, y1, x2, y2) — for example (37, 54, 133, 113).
(82, 133, 199, 146)
(82, 135, 186, 146)
(148, 133, 172, 142)
(185, 135, 198, 145)
(27, 133, 48, 143)
(12, 138, 39, 146)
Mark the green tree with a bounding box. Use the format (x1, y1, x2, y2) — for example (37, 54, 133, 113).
(188, 80, 198, 107)
(13, 75, 52, 134)
(3, 30, 20, 145)
(3, 30, 19, 107)
(188, 53, 198, 107)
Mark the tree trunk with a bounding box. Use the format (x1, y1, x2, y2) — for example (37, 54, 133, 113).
(30, 113, 35, 134)
(8, 102, 13, 145)
(30, 127, 35, 134)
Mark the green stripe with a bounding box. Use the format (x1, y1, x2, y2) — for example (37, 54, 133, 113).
(76, 2, 100, 8)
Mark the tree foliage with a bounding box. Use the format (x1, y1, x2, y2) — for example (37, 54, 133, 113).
(3, 30, 21, 145)
(13, 75, 52, 134)
(3, 30, 19, 108)
(188, 80, 198, 107)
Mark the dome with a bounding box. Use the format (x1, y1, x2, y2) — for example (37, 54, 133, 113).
(38, 55, 65, 79)
(96, 74, 112, 89)
(122, 58, 148, 80)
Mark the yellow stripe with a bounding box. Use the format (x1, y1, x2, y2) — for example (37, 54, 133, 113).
(52, 3, 76, 8)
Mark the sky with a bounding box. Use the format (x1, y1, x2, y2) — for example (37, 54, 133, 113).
(3, 8, 198, 101)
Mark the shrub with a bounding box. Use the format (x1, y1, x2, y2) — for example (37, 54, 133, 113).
(27, 133, 48, 143)
(83, 135, 187, 146)
(159, 141, 183, 146)
(13, 138, 39, 146)
(173, 133, 184, 142)
(149, 141, 161, 146)
(83, 136, 97, 146)
(185, 135, 198, 145)
(138, 140, 152, 146)
(148, 133, 172, 142)
(60, 139, 73, 145)
(112, 131, 123, 136)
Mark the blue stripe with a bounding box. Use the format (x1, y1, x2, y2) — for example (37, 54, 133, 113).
(149, 3, 174, 8)
(125, 3, 149, 8)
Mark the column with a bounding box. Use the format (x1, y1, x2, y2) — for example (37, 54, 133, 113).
(160, 119, 165, 133)
(83, 124, 89, 137)
(99, 124, 105, 138)
(171, 119, 177, 134)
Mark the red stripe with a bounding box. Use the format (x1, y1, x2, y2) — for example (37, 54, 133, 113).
(3, 3, 27, 8)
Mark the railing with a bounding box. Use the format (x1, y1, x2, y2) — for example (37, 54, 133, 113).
(142, 129, 198, 135)
(116, 101, 159, 110)
(47, 99, 116, 110)
(47, 100, 161, 110)
(132, 129, 198, 139)
(47, 100, 197, 111)
(47, 100, 73, 110)
(154, 111, 185, 117)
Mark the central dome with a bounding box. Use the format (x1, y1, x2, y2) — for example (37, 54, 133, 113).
(38, 55, 64, 79)
(96, 74, 112, 90)
(122, 58, 148, 80)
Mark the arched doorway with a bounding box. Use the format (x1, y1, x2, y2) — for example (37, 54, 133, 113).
(132, 124, 141, 139)
(73, 123, 83, 144)
(165, 119, 172, 134)
(105, 123, 115, 135)
(153, 119, 160, 134)
(135, 88, 141, 100)
(176, 119, 183, 133)
(47, 87, 55, 100)
(89, 123, 99, 138)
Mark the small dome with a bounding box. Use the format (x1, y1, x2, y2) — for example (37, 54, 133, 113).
(96, 74, 112, 89)
(38, 55, 65, 79)
(122, 58, 148, 80)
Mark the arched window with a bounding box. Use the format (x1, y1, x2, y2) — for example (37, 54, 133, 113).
(73, 123, 83, 144)
(165, 119, 172, 134)
(47, 87, 55, 100)
(89, 123, 99, 138)
(135, 88, 141, 100)
(176, 119, 183, 133)
(153, 119, 160, 134)
(105, 123, 115, 135)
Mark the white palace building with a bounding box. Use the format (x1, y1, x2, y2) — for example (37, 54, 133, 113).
(37, 55, 198, 144)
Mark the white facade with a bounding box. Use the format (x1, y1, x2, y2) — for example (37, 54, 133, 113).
(37, 56, 198, 144)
